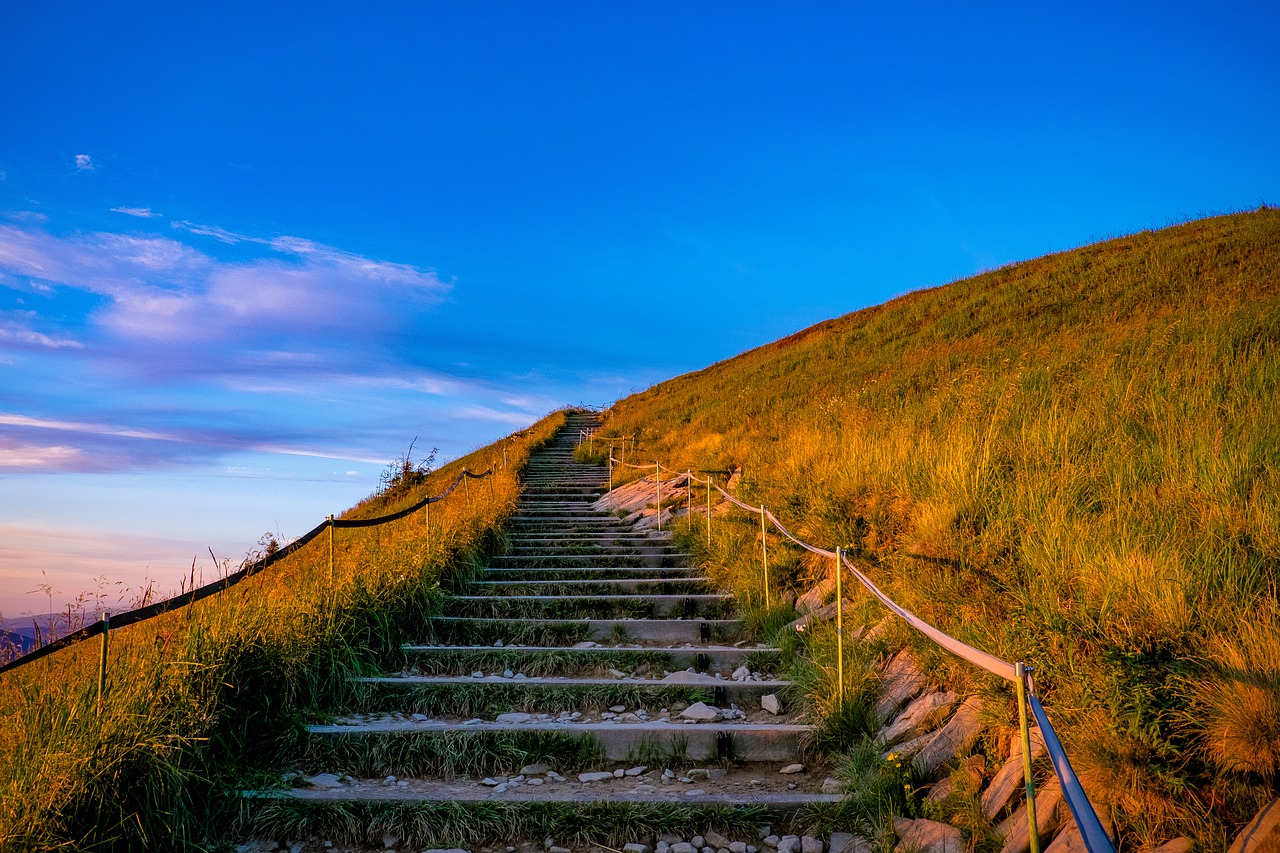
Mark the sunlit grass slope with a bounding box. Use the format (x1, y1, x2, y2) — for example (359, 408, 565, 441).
(598, 209, 1280, 846)
(0, 411, 565, 851)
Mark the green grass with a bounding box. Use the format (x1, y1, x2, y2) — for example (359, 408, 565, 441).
(0, 411, 568, 851)
(298, 729, 605, 777)
(402, 647, 678, 677)
(347, 681, 715, 717)
(597, 209, 1280, 848)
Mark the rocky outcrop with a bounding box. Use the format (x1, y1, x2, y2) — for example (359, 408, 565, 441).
(1227, 798, 1280, 853)
(893, 818, 964, 852)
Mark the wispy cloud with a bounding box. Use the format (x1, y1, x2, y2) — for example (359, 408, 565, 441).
(110, 206, 161, 218)
(0, 438, 88, 470)
(0, 317, 83, 350)
(75, 154, 93, 171)
(0, 413, 179, 442)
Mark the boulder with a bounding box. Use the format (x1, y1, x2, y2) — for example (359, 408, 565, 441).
(761, 693, 783, 715)
(912, 695, 985, 775)
(1226, 798, 1280, 853)
(796, 576, 836, 612)
(893, 817, 964, 852)
(680, 701, 720, 721)
(981, 727, 1047, 819)
(925, 755, 985, 804)
(873, 650, 927, 724)
(1148, 841, 1193, 853)
(997, 783, 1065, 853)
(877, 690, 959, 745)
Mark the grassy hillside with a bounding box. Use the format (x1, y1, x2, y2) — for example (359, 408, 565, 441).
(0, 411, 565, 851)
(596, 209, 1280, 847)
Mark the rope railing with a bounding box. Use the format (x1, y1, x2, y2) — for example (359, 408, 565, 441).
(608, 453, 1113, 853)
(0, 465, 498, 678)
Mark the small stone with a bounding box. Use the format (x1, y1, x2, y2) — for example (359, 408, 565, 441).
(657, 842, 672, 853)
(787, 782, 797, 789)
(550, 847, 571, 853)
(821, 777, 842, 794)
(624, 845, 651, 853)
(777, 836, 800, 853)
(687, 768, 709, 779)
(396, 779, 409, 787)
(732, 665, 751, 680)
(750, 778, 763, 786)
(578, 771, 615, 783)
(411, 713, 428, 721)
(692, 836, 705, 849)
(680, 701, 720, 721)
(761, 694, 783, 715)
(624, 765, 649, 776)
(381, 834, 401, 849)
(573, 640, 599, 648)
(471, 670, 484, 678)
(764, 836, 780, 849)
(494, 782, 509, 793)
(608, 668, 628, 678)
(613, 768, 626, 777)
(610, 704, 627, 712)
(503, 668, 515, 678)
(705, 833, 730, 849)
(672, 844, 697, 853)
(514, 672, 528, 680)
(663, 768, 676, 778)
(496, 712, 533, 724)
(383, 775, 397, 785)
(730, 844, 747, 853)
(827, 835, 854, 853)
(779, 763, 804, 774)
(494, 639, 504, 647)
(800, 837, 823, 853)
(679, 776, 693, 783)
(303, 773, 343, 789)
(706, 767, 728, 780)
(521, 763, 553, 775)
(527, 777, 543, 786)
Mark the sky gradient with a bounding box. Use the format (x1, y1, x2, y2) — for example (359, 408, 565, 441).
(2, 2, 1277, 619)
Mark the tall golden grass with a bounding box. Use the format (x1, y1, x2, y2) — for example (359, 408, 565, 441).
(594, 209, 1280, 846)
(0, 411, 565, 851)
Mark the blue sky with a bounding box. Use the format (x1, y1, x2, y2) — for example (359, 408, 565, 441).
(1, 2, 1277, 619)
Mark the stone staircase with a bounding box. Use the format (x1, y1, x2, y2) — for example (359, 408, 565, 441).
(243, 412, 839, 851)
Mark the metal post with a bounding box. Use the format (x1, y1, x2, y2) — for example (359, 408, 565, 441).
(425, 500, 431, 539)
(760, 506, 771, 607)
(1016, 662, 1041, 853)
(327, 514, 335, 588)
(835, 548, 845, 704)
(463, 468, 469, 494)
(608, 451, 613, 508)
(656, 462, 662, 532)
(706, 473, 712, 546)
(687, 471, 693, 516)
(97, 612, 109, 710)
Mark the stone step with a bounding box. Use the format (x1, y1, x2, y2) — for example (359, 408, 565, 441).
(349, 674, 792, 709)
(400, 643, 782, 674)
(426, 617, 745, 645)
(467, 578, 712, 596)
(479, 567, 703, 580)
(441, 594, 736, 620)
(306, 718, 812, 763)
(488, 553, 693, 568)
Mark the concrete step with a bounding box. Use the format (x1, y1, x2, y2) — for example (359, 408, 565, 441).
(479, 567, 703, 580)
(307, 718, 812, 762)
(400, 643, 782, 674)
(441, 594, 736, 620)
(467, 578, 712, 596)
(488, 553, 693, 568)
(426, 617, 745, 645)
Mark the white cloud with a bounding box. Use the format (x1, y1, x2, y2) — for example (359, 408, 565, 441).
(0, 413, 178, 442)
(0, 319, 83, 350)
(110, 206, 161, 219)
(75, 154, 93, 171)
(0, 438, 87, 470)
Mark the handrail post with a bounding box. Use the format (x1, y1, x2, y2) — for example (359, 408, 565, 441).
(686, 470, 693, 516)
(608, 451, 613, 508)
(706, 473, 712, 547)
(656, 462, 662, 531)
(1016, 662, 1041, 853)
(327, 514, 335, 589)
(835, 547, 845, 704)
(425, 500, 431, 539)
(97, 612, 109, 711)
(760, 505, 770, 608)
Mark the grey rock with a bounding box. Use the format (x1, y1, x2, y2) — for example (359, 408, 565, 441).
(892, 817, 963, 852)
(730, 844, 748, 853)
(761, 693, 783, 715)
(383, 775, 397, 785)
(526, 777, 543, 786)
(494, 782, 509, 793)
(493, 639, 504, 647)
(480, 777, 500, 787)
(381, 834, 400, 849)
(912, 695, 985, 775)
(613, 768, 626, 777)
(777, 835, 801, 853)
(550, 848, 571, 853)
(877, 690, 960, 746)
(608, 668, 629, 678)
(873, 650, 926, 724)
(779, 763, 805, 774)
(610, 704, 627, 712)
(706, 768, 728, 779)
(821, 777, 842, 794)
(662, 670, 720, 684)
(827, 833, 857, 853)
(573, 640, 599, 648)
(801, 837, 823, 853)
(981, 727, 1046, 818)
(763, 836, 780, 848)
(672, 844, 697, 853)
(680, 701, 720, 721)
(692, 836, 705, 849)
(303, 773, 344, 789)
(471, 670, 484, 678)
(1229, 798, 1280, 853)
(624, 845, 651, 853)
(521, 763, 553, 775)
(624, 765, 649, 776)
(503, 668, 515, 678)
(578, 771, 615, 783)
(495, 712, 533, 724)
(732, 665, 752, 680)
(705, 833, 730, 849)
(996, 783, 1065, 853)
(1152, 840, 1194, 853)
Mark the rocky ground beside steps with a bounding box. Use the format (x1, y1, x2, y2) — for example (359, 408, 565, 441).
(232, 822, 863, 853)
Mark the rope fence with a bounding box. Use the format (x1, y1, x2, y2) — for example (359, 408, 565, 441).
(0, 465, 497, 678)
(608, 454, 1113, 853)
